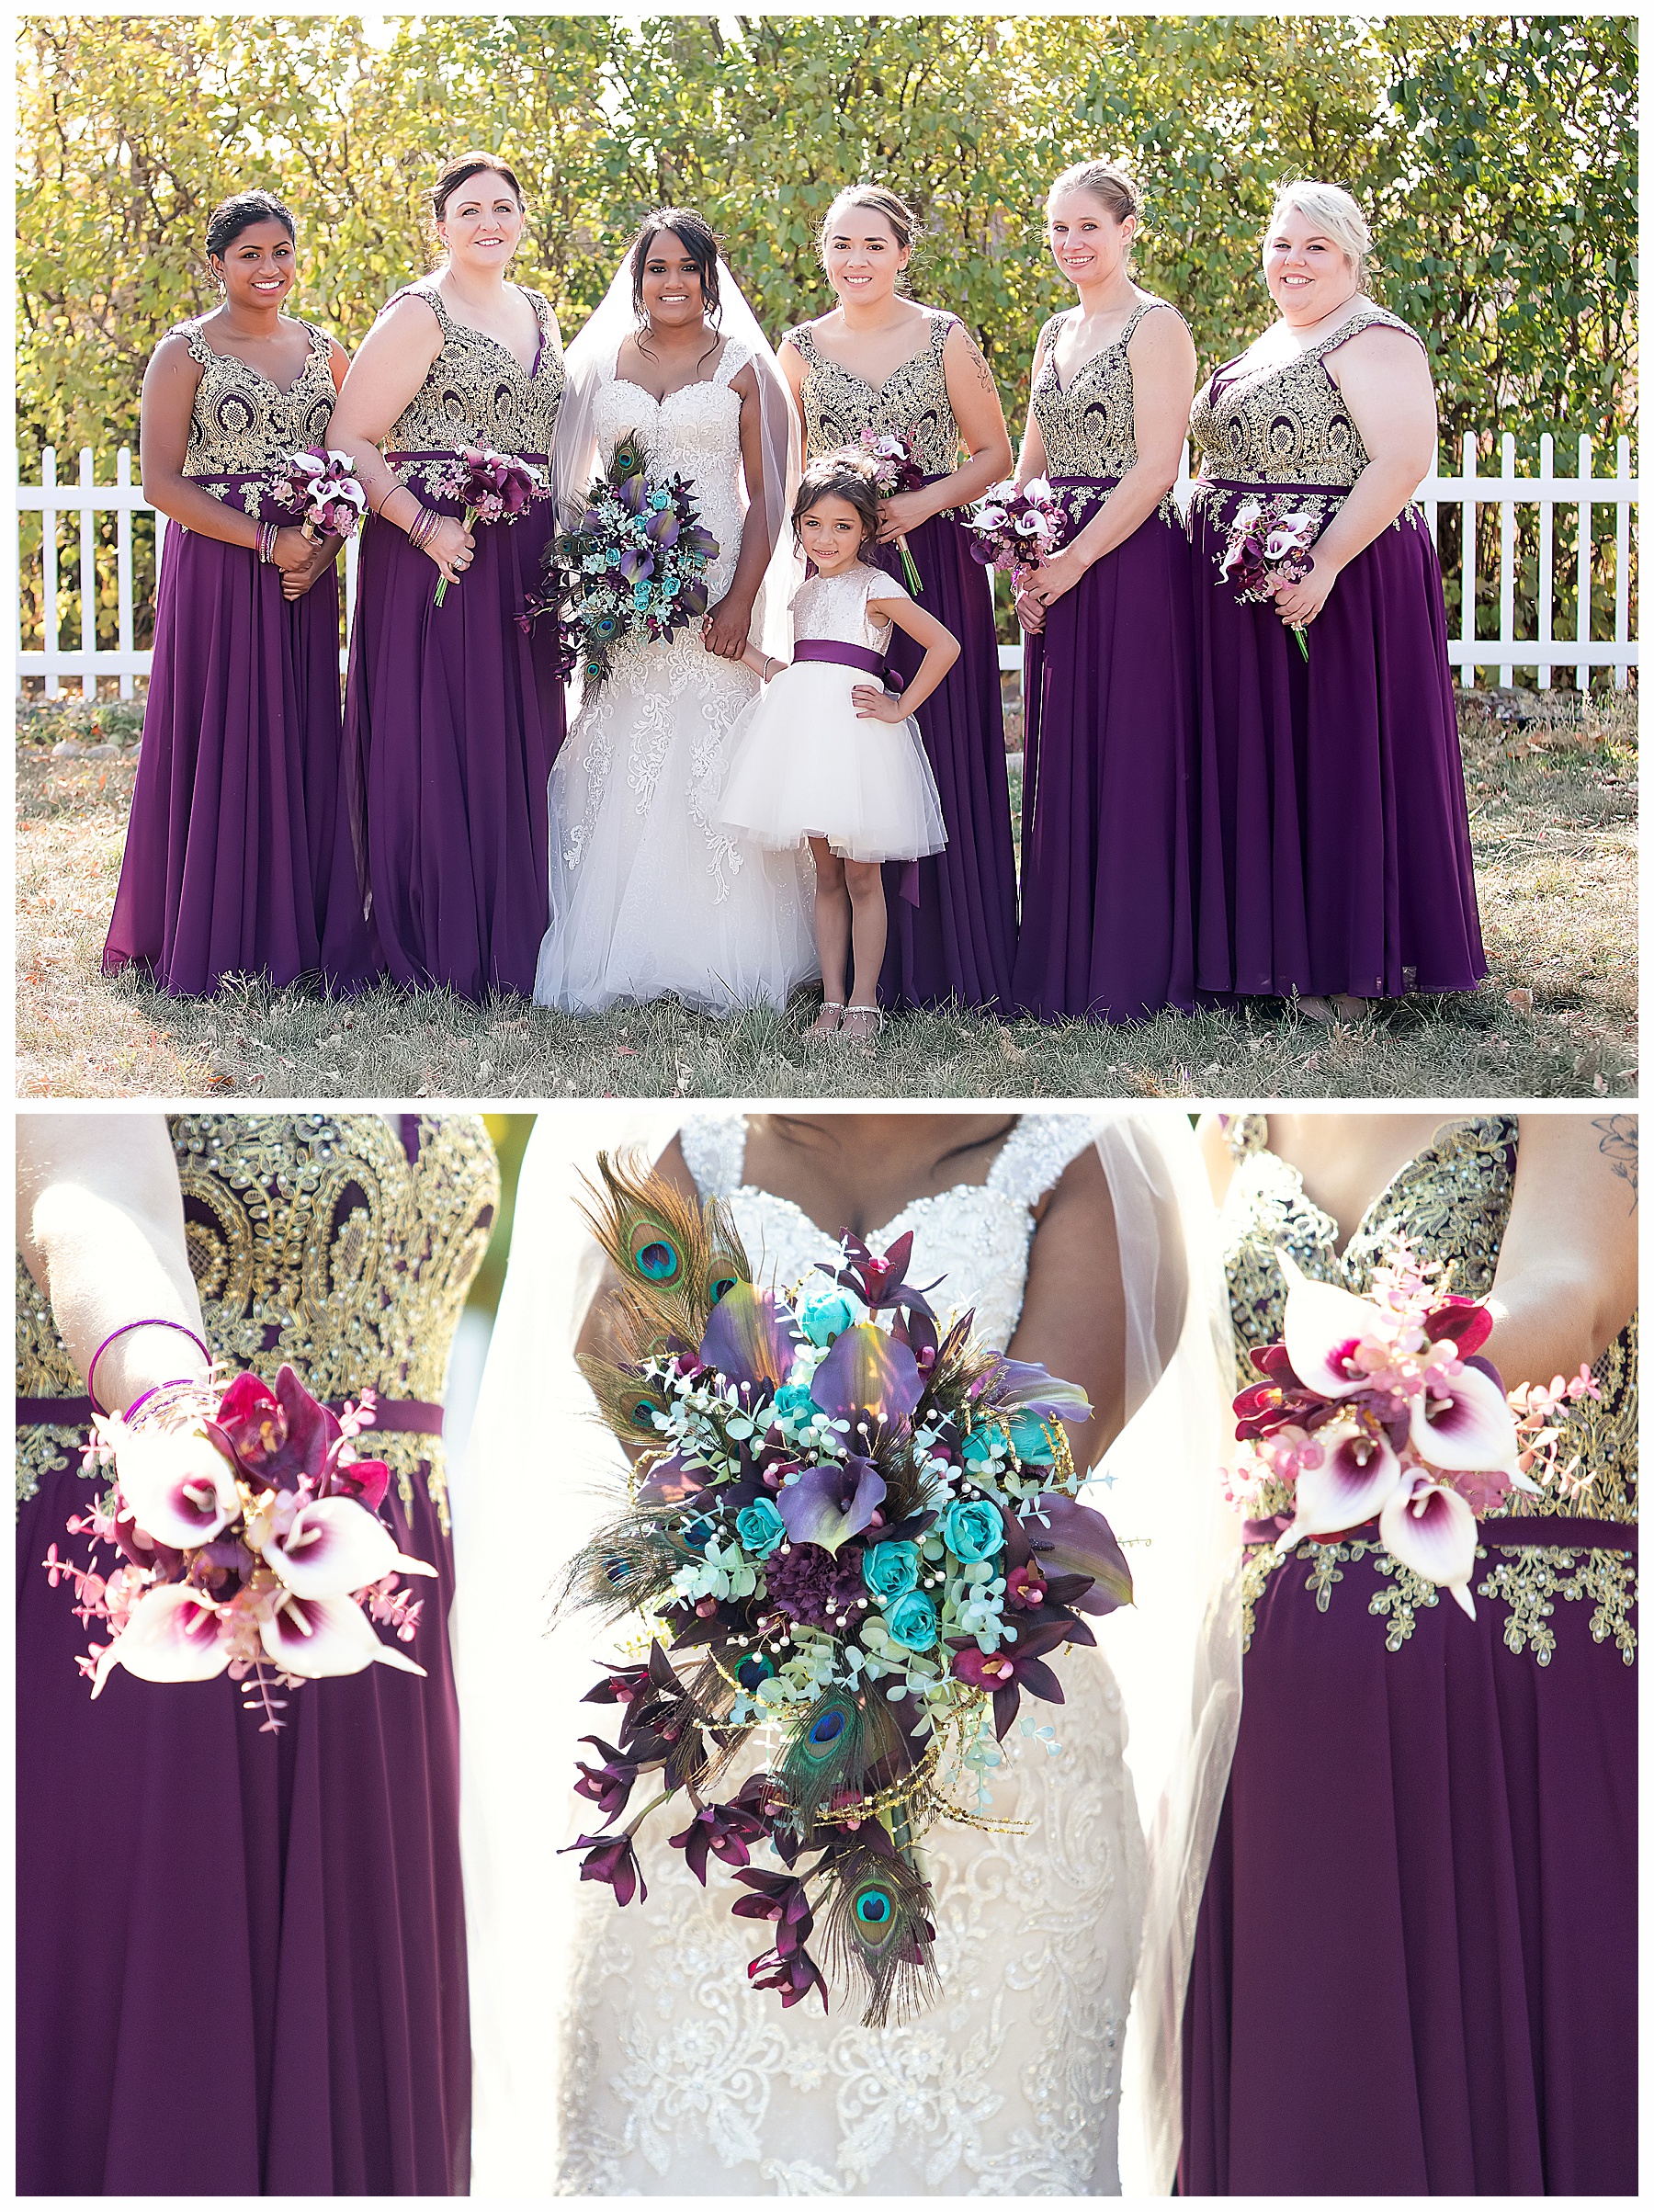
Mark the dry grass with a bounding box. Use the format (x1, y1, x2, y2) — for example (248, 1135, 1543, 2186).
(15, 688, 1637, 1100)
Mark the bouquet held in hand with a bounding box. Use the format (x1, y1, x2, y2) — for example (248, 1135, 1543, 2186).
(1217, 495, 1318, 660)
(857, 425, 926, 593)
(963, 477, 1064, 592)
(282, 448, 368, 542)
(1225, 1248, 1600, 1614)
(522, 433, 719, 689)
(42, 1366, 436, 1731)
(561, 1153, 1130, 2025)
(431, 445, 545, 606)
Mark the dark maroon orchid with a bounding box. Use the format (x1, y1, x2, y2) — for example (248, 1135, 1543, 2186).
(573, 1736, 640, 1822)
(820, 1231, 940, 1328)
(669, 1797, 767, 1884)
(952, 1615, 1083, 1738)
(565, 1832, 647, 1906)
(749, 1945, 831, 2011)
(731, 1866, 816, 1956)
(208, 1367, 341, 1492)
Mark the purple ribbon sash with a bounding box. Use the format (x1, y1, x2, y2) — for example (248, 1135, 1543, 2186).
(17, 1394, 446, 1438)
(1244, 1514, 1636, 1552)
(793, 638, 901, 689)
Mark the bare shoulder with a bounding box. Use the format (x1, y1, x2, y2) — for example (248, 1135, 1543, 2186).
(1031, 1138, 1115, 1226)
(1195, 1112, 1239, 1207)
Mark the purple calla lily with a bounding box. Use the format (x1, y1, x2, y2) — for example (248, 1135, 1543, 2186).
(980, 1356, 1093, 1424)
(1024, 1494, 1132, 1612)
(808, 1323, 923, 1423)
(773, 1458, 887, 1555)
(697, 1282, 801, 1390)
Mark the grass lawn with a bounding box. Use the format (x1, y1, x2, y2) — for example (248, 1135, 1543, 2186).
(15, 688, 1637, 1100)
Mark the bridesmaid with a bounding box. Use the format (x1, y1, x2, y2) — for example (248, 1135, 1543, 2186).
(1182, 1110, 1637, 2193)
(778, 183, 1018, 1015)
(17, 1112, 498, 2191)
(1189, 181, 1486, 1018)
(1011, 162, 1198, 1022)
(321, 152, 565, 999)
(103, 189, 348, 995)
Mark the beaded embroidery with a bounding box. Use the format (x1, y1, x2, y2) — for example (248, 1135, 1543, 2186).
(177, 318, 338, 515)
(1189, 302, 1421, 491)
(385, 281, 564, 493)
(786, 312, 962, 479)
(1030, 299, 1184, 536)
(16, 1115, 498, 1524)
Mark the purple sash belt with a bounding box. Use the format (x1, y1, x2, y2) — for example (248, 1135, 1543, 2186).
(17, 1394, 446, 1438)
(1245, 1514, 1636, 1552)
(793, 638, 901, 690)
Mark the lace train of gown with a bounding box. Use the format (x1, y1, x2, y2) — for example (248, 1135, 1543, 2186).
(554, 1114, 1148, 2195)
(535, 346, 818, 1015)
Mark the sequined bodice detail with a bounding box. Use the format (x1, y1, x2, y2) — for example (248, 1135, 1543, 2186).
(789, 563, 904, 652)
(386, 282, 563, 459)
(178, 319, 336, 480)
(17, 1116, 499, 1518)
(1031, 301, 1169, 477)
(680, 1112, 1099, 1349)
(786, 312, 960, 479)
(1190, 304, 1420, 488)
(589, 342, 753, 605)
(1221, 1114, 1637, 1525)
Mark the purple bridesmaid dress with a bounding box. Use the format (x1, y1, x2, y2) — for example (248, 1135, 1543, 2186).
(322, 284, 566, 999)
(1190, 308, 1487, 1001)
(787, 313, 1017, 1013)
(103, 321, 343, 995)
(1181, 1116, 1637, 2194)
(1010, 302, 1196, 1020)
(16, 1115, 497, 2195)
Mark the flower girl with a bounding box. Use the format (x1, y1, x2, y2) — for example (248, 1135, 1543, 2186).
(720, 451, 957, 1039)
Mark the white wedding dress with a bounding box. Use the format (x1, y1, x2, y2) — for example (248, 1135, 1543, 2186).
(535, 345, 818, 1015)
(555, 1113, 1147, 2195)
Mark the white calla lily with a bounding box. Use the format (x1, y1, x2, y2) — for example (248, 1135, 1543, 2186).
(1273, 1420, 1403, 1550)
(114, 1423, 240, 1549)
(92, 1582, 229, 1697)
(259, 1496, 436, 1600)
(1409, 1359, 1520, 1477)
(1379, 1474, 1478, 1618)
(261, 1592, 427, 1679)
(1278, 1251, 1392, 1399)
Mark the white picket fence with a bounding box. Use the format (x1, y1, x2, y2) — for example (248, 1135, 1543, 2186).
(12, 432, 1638, 697)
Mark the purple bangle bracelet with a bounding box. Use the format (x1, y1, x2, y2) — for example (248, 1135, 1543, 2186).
(85, 1318, 210, 1417)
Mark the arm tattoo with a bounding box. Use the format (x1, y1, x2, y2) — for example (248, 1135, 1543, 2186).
(955, 324, 998, 394)
(1592, 1115, 1638, 1210)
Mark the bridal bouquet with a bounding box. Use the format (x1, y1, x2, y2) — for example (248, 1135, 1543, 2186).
(856, 426, 925, 593)
(561, 1154, 1130, 2025)
(1217, 494, 1317, 660)
(281, 448, 368, 542)
(41, 1367, 435, 1731)
(963, 477, 1064, 591)
(431, 444, 546, 606)
(1224, 1249, 1600, 1614)
(522, 433, 719, 689)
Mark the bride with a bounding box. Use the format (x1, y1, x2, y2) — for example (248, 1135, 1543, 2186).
(535, 211, 818, 1015)
(454, 1106, 1241, 2195)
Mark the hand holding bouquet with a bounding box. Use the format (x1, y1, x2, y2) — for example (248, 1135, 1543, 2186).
(857, 426, 926, 593)
(561, 1154, 1130, 2025)
(963, 477, 1064, 594)
(282, 448, 368, 542)
(1225, 1247, 1599, 1614)
(42, 1366, 436, 1731)
(1217, 496, 1319, 659)
(432, 445, 545, 606)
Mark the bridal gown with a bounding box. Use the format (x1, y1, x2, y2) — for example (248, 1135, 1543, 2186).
(535, 342, 817, 1015)
(553, 1111, 1149, 2195)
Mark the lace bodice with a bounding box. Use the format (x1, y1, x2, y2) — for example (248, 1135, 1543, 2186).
(557, 1106, 1145, 2194)
(1190, 303, 1421, 488)
(176, 318, 337, 506)
(785, 312, 961, 479)
(17, 1115, 499, 1523)
(385, 281, 563, 466)
(590, 339, 755, 607)
(680, 1111, 1100, 1352)
(789, 563, 908, 653)
(1031, 301, 1175, 478)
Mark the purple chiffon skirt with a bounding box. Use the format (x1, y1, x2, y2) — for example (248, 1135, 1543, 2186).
(323, 455, 565, 998)
(1011, 482, 1195, 1021)
(873, 505, 1017, 1014)
(104, 478, 343, 995)
(16, 1427, 470, 2195)
(1181, 1520, 1637, 2194)
(1192, 483, 1487, 999)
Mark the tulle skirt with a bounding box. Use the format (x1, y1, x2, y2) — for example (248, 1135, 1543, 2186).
(720, 661, 947, 863)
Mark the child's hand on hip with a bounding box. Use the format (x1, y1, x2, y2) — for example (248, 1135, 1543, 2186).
(853, 685, 906, 723)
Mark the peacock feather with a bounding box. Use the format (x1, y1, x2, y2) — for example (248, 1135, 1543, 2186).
(579, 1150, 753, 1372)
(561, 1500, 704, 1624)
(819, 1827, 939, 2028)
(777, 1685, 909, 1841)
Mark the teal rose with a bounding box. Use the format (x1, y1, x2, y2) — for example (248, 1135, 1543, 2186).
(798, 1285, 857, 1348)
(736, 1498, 787, 1560)
(862, 1538, 920, 1603)
(1007, 1411, 1056, 1465)
(886, 1589, 938, 1650)
(943, 1498, 1006, 1563)
(772, 1381, 817, 1422)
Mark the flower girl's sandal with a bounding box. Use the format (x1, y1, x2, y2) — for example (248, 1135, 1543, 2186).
(840, 1004, 884, 1045)
(807, 1002, 845, 1038)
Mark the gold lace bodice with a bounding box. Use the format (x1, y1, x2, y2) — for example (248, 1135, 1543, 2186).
(785, 311, 962, 479)
(176, 318, 338, 507)
(1190, 303, 1421, 489)
(1031, 300, 1177, 478)
(1221, 1113, 1637, 1664)
(385, 281, 564, 471)
(17, 1115, 499, 1523)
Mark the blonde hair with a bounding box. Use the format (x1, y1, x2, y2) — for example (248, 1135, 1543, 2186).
(1266, 180, 1372, 280)
(1046, 160, 1143, 229)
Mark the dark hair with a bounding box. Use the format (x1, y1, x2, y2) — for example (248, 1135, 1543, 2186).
(205, 189, 295, 262)
(430, 152, 527, 224)
(629, 208, 722, 326)
(821, 183, 920, 258)
(793, 450, 881, 555)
